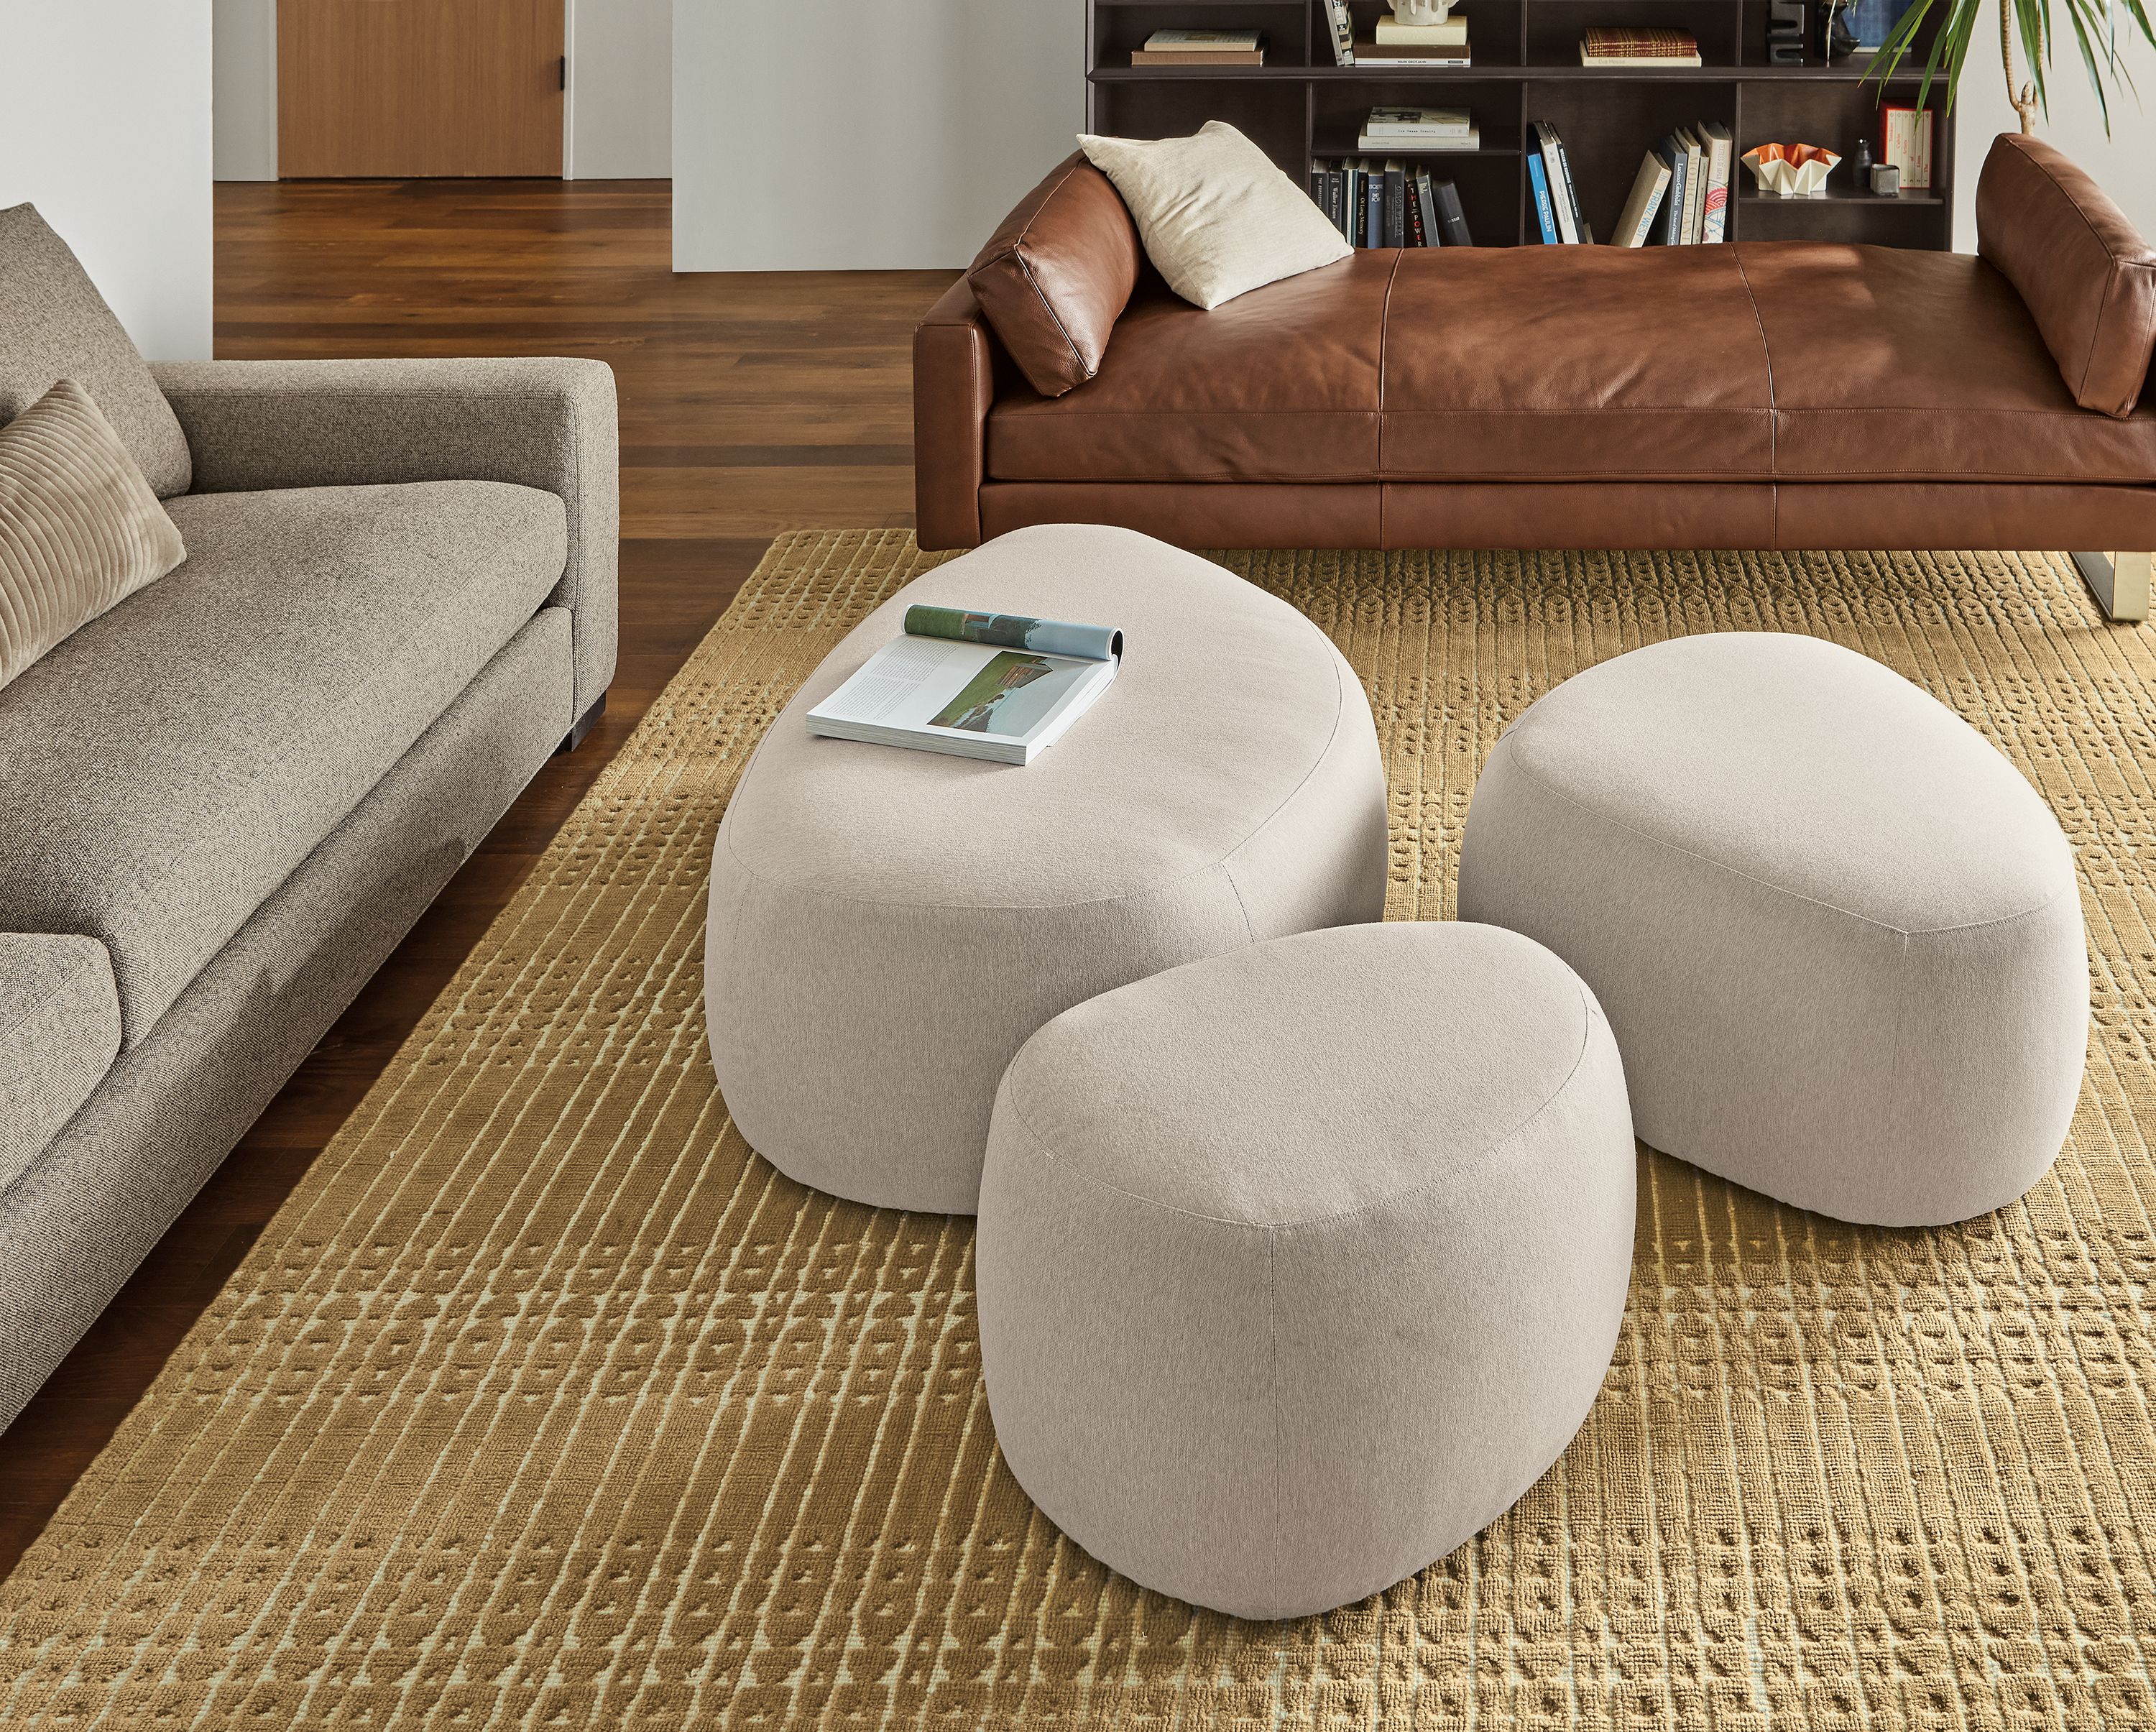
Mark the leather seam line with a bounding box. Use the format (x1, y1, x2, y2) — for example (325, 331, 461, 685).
(1731, 245, 1778, 487)
(1377, 249, 1404, 548)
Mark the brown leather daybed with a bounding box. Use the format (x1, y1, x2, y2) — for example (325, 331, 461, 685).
(913, 132, 2156, 620)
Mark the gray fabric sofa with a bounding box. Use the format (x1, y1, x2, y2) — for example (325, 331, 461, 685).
(0, 205, 618, 1431)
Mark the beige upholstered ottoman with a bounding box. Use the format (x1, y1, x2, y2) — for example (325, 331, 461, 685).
(1458, 632, 2088, 1226)
(704, 524, 1387, 1215)
(975, 921, 1637, 1620)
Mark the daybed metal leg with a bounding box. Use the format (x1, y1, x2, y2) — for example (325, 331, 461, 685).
(2073, 552, 2152, 622)
(558, 691, 607, 754)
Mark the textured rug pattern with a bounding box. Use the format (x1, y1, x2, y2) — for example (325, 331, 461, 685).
(4, 538, 2155, 1730)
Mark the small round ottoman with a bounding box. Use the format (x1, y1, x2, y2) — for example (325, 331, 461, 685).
(704, 524, 1387, 1215)
(1457, 632, 2088, 1227)
(975, 921, 1636, 1621)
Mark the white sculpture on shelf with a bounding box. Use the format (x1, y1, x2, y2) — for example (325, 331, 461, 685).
(1391, 0, 1457, 21)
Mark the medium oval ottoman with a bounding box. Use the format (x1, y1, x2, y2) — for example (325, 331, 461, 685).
(704, 524, 1387, 1215)
(975, 921, 1636, 1620)
(1457, 632, 2088, 1227)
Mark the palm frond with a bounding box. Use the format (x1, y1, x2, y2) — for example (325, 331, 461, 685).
(1864, 0, 2156, 134)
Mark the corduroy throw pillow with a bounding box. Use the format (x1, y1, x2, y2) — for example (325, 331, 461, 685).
(0, 378, 185, 691)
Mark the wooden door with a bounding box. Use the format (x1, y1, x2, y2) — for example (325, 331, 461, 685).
(278, 0, 563, 178)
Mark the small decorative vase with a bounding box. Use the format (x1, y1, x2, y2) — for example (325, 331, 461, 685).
(1393, 0, 1455, 22)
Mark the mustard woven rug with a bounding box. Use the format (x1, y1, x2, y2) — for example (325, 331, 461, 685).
(4, 537, 2154, 1731)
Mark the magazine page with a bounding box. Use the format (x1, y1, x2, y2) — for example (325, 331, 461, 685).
(807, 634, 1117, 763)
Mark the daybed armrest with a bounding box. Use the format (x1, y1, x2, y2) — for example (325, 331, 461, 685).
(0, 934, 121, 1192)
(913, 280, 995, 551)
(1977, 133, 2156, 419)
(149, 356, 618, 714)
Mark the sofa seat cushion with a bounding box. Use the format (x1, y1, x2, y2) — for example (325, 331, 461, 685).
(1738, 242, 2156, 484)
(1381, 245, 1777, 482)
(986, 252, 1393, 483)
(0, 479, 568, 1047)
(0, 933, 122, 1192)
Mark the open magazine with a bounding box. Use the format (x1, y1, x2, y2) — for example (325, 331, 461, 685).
(806, 605, 1123, 765)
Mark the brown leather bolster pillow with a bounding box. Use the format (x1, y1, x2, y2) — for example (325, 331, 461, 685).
(1977, 132, 2156, 418)
(967, 155, 1141, 400)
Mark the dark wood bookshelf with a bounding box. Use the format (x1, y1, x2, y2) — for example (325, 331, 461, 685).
(1085, 1, 1956, 248)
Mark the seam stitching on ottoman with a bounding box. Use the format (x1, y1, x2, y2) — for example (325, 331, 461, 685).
(1002, 1001, 1595, 1233)
(1498, 733, 2074, 937)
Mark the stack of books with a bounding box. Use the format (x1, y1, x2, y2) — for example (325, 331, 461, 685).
(1130, 29, 1264, 65)
(1308, 160, 1475, 248)
(1321, 0, 1471, 65)
(1579, 27, 1703, 66)
(1524, 118, 1731, 246)
(1642, 122, 1734, 244)
(1357, 106, 1480, 152)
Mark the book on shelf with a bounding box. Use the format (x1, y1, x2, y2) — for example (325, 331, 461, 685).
(1383, 160, 1407, 247)
(1358, 124, 1479, 151)
(1352, 41, 1473, 65)
(1653, 135, 1687, 244)
(1526, 148, 1561, 244)
(1673, 126, 1705, 241)
(1407, 169, 1431, 245)
(1364, 165, 1384, 248)
(1362, 106, 1472, 139)
(1580, 27, 1703, 66)
(1375, 9, 1468, 45)
(1881, 105, 1933, 188)
(1321, 0, 1355, 65)
(806, 606, 1120, 766)
(1527, 122, 1588, 244)
(1433, 178, 1474, 245)
(1132, 29, 1263, 65)
(1138, 29, 1261, 52)
(1697, 120, 1733, 241)
(1613, 151, 1672, 247)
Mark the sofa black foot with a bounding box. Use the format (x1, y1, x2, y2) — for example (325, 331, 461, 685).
(558, 692, 607, 755)
(2073, 552, 2152, 623)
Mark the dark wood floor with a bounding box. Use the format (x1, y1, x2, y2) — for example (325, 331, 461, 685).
(0, 180, 957, 1575)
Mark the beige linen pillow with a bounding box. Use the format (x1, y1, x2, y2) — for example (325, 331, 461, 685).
(0, 378, 185, 691)
(1076, 121, 1352, 310)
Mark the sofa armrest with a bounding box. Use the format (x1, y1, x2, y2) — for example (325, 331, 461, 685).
(1977, 133, 2156, 419)
(150, 356, 619, 716)
(0, 934, 122, 1192)
(913, 280, 997, 551)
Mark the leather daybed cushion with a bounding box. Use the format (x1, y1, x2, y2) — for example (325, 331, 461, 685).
(986, 242, 2156, 489)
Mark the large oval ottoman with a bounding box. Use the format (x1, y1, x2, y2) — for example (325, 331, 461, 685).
(704, 524, 1387, 1215)
(975, 921, 1636, 1620)
(1457, 632, 2088, 1227)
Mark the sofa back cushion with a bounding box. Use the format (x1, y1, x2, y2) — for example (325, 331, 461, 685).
(0, 203, 193, 497)
(967, 155, 1141, 398)
(0, 379, 188, 692)
(1976, 133, 2156, 418)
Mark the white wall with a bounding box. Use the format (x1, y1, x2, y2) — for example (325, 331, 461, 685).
(211, 1, 673, 181)
(673, 0, 1082, 270)
(567, 0, 673, 178)
(1954, 29, 2156, 246)
(0, 0, 216, 359)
